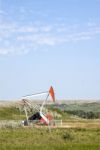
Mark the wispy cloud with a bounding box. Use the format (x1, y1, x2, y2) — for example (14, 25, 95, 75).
(19, 6, 48, 21)
(17, 24, 100, 43)
(0, 13, 100, 56)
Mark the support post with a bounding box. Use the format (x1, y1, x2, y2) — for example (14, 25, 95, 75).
(24, 106, 29, 125)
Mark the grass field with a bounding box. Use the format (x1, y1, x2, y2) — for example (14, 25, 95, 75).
(0, 127, 100, 150)
(0, 107, 25, 120)
(0, 101, 100, 150)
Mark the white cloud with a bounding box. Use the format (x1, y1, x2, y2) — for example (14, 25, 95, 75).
(19, 7, 48, 20)
(0, 45, 29, 55)
(0, 18, 100, 56)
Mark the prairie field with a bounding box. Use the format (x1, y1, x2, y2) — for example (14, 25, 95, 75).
(0, 100, 100, 150)
(0, 127, 100, 150)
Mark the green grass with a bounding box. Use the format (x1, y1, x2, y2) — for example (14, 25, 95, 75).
(0, 107, 25, 120)
(0, 103, 100, 150)
(0, 128, 100, 150)
(0, 144, 100, 150)
(0, 101, 100, 120)
(51, 102, 100, 112)
(49, 102, 100, 120)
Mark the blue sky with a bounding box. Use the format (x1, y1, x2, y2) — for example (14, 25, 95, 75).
(0, 0, 100, 100)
